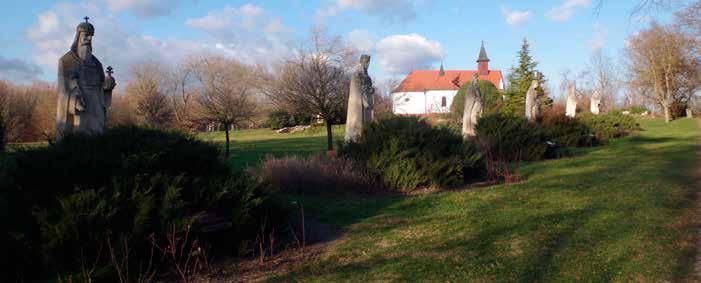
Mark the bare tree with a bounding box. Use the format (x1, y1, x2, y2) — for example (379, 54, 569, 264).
(164, 61, 198, 132)
(625, 22, 700, 121)
(373, 77, 399, 119)
(127, 62, 173, 127)
(676, 0, 701, 37)
(191, 56, 257, 158)
(267, 29, 352, 151)
(595, 0, 677, 16)
(587, 50, 620, 112)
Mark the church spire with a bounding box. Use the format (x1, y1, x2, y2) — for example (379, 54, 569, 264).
(477, 41, 489, 62)
(477, 41, 490, 76)
(439, 61, 445, 76)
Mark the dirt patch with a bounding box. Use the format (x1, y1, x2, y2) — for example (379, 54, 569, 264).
(202, 219, 343, 282)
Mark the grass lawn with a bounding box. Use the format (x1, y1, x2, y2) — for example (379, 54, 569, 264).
(198, 125, 344, 169)
(259, 118, 700, 282)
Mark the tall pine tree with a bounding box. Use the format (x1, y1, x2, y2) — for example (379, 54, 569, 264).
(503, 38, 547, 116)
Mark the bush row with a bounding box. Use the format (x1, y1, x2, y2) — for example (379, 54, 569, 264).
(1, 126, 268, 281)
(332, 112, 639, 191)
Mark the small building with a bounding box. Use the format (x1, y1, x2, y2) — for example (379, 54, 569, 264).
(391, 42, 504, 115)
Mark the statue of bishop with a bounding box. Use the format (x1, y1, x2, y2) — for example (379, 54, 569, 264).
(56, 17, 116, 140)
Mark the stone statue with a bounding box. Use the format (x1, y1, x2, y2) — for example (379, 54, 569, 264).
(565, 81, 577, 118)
(687, 108, 694, 118)
(525, 73, 541, 122)
(590, 90, 601, 115)
(344, 54, 373, 143)
(56, 17, 116, 140)
(462, 73, 483, 138)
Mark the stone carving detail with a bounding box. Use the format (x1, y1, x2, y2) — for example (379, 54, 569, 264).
(525, 73, 542, 122)
(462, 73, 483, 138)
(565, 81, 577, 118)
(345, 55, 374, 143)
(56, 17, 115, 140)
(590, 90, 601, 115)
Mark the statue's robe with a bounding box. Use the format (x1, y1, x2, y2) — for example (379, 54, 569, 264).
(565, 84, 577, 118)
(462, 79, 483, 138)
(361, 75, 374, 123)
(56, 51, 110, 139)
(344, 72, 364, 143)
(525, 81, 539, 122)
(590, 90, 601, 115)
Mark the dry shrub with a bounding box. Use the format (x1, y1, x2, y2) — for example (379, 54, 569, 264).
(108, 94, 139, 127)
(261, 154, 382, 194)
(0, 80, 56, 142)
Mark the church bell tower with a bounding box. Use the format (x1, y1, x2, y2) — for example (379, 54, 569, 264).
(477, 41, 490, 76)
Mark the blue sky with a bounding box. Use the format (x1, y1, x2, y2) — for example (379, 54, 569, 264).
(0, 0, 684, 94)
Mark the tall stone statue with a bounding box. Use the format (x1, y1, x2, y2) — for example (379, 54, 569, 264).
(590, 90, 601, 115)
(344, 54, 374, 143)
(565, 81, 577, 118)
(525, 73, 541, 122)
(462, 73, 483, 138)
(56, 17, 116, 140)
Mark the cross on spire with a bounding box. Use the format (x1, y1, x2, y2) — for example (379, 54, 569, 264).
(84, 16, 90, 23)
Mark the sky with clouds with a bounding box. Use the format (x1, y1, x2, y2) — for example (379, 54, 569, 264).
(0, 0, 685, 93)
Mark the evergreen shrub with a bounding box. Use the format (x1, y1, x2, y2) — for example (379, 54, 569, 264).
(1, 126, 266, 280)
(475, 113, 549, 162)
(577, 112, 640, 139)
(341, 116, 483, 190)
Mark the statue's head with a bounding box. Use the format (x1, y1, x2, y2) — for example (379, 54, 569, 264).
(531, 71, 541, 88)
(71, 17, 95, 57)
(359, 54, 370, 71)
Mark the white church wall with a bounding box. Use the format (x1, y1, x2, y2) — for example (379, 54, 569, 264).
(392, 92, 425, 114)
(391, 90, 458, 115)
(425, 90, 458, 113)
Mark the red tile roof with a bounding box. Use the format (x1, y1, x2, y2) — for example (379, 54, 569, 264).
(393, 70, 503, 92)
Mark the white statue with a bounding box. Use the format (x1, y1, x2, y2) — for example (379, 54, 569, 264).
(462, 73, 483, 138)
(590, 90, 601, 115)
(525, 73, 541, 122)
(344, 55, 373, 143)
(565, 81, 577, 118)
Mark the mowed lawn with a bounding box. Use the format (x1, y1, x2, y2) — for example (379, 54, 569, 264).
(211, 118, 700, 282)
(198, 125, 344, 169)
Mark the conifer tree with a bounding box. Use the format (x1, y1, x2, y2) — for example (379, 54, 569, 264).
(503, 38, 547, 116)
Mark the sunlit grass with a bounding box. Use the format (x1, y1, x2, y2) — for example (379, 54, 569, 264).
(269, 118, 700, 282)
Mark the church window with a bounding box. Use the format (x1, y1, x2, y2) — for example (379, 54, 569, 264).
(405, 98, 410, 102)
(441, 96, 447, 107)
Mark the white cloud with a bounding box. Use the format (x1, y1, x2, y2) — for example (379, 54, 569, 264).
(105, 0, 180, 18)
(588, 24, 605, 52)
(25, 2, 291, 83)
(546, 0, 591, 22)
(186, 4, 266, 33)
(347, 29, 374, 53)
(501, 6, 532, 27)
(0, 55, 43, 82)
(375, 34, 443, 74)
(185, 4, 292, 64)
(316, 0, 417, 23)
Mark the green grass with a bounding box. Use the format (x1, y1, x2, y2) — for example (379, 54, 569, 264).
(198, 125, 344, 169)
(267, 118, 700, 282)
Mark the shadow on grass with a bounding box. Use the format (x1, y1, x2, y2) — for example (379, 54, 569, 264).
(267, 120, 700, 282)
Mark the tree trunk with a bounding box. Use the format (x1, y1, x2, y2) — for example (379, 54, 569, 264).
(325, 119, 333, 151)
(224, 123, 231, 158)
(663, 104, 671, 123)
